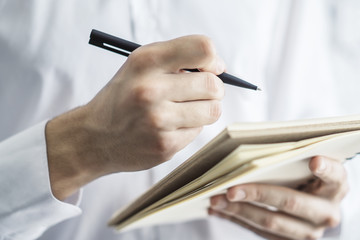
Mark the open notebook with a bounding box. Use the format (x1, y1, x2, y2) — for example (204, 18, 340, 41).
(108, 115, 360, 231)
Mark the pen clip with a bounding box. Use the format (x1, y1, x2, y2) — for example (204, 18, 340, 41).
(89, 37, 131, 57)
(89, 29, 141, 57)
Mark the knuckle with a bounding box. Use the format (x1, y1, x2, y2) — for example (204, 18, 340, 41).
(132, 84, 161, 105)
(203, 73, 224, 99)
(208, 100, 222, 122)
(153, 134, 176, 160)
(252, 186, 265, 202)
(196, 35, 216, 59)
(306, 228, 325, 240)
(227, 203, 242, 215)
(128, 46, 160, 71)
(261, 215, 278, 232)
(147, 109, 166, 129)
(282, 196, 300, 212)
(326, 211, 341, 227)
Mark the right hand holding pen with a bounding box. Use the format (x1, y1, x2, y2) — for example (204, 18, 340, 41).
(46, 35, 225, 199)
(86, 35, 226, 172)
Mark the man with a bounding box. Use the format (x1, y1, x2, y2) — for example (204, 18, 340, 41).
(1, 0, 359, 239)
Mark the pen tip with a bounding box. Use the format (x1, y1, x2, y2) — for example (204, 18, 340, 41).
(256, 87, 262, 91)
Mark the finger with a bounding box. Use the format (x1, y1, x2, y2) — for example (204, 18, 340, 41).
(144, 127, 203, 163)
(128, 71, 224, 105)
(209, 208, 294, 240)
(136, 128, 202, 168)
(139, 35, 226, 74)
(309, 156, 346, 185)
(147, 100, 222, 130)
(309, 156, 349, 200)
(172, 100, 222, 128)
(172, 127, 203, 152)
(163, 72, 225, 102)
(210, 195, 325, 240)
(225, 184, 340, 226)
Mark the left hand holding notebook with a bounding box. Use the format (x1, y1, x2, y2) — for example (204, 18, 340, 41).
(209, 156, 347, 240)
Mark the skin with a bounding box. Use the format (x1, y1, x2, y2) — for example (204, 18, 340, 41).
(45, 35, 349, 239)
(45, 35, 226, 201)
(209, 156, 349, 240)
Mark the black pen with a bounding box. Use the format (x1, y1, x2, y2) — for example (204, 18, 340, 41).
(89, 29, 261, 91)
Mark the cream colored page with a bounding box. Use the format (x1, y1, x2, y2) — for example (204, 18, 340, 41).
(120, 160, 305, 231)
(143, 143, 294, 209)
(117, 130, 360, 232)
(203, 134, 334, 181)
(110, 115, 360, 227)
(227, 114, 360, 132)
(141, 134, 336, 213)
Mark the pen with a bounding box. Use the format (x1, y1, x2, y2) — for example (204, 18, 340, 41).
(89, 29, 261, 91)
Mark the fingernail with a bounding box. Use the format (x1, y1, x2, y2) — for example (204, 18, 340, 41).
(317, 158, 326, 174)
(211, 197, 227, 210)
(229, 188, 246, 201)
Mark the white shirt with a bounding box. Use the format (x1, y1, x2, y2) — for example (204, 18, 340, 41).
(1, 0, 360, 239)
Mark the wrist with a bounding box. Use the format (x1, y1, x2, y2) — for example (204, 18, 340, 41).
(45, 106, 105, 200)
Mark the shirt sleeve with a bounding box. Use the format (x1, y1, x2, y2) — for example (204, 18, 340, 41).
(0, 121, 81, 240)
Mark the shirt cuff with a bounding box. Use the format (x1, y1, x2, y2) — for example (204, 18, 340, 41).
(0, 121, 82, 240)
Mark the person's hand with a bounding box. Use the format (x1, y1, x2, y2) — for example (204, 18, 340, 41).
(209, 156, 349, 240)
(46, 35, 226, 200)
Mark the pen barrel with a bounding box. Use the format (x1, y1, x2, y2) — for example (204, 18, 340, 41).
(90, 29, 140, 53)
